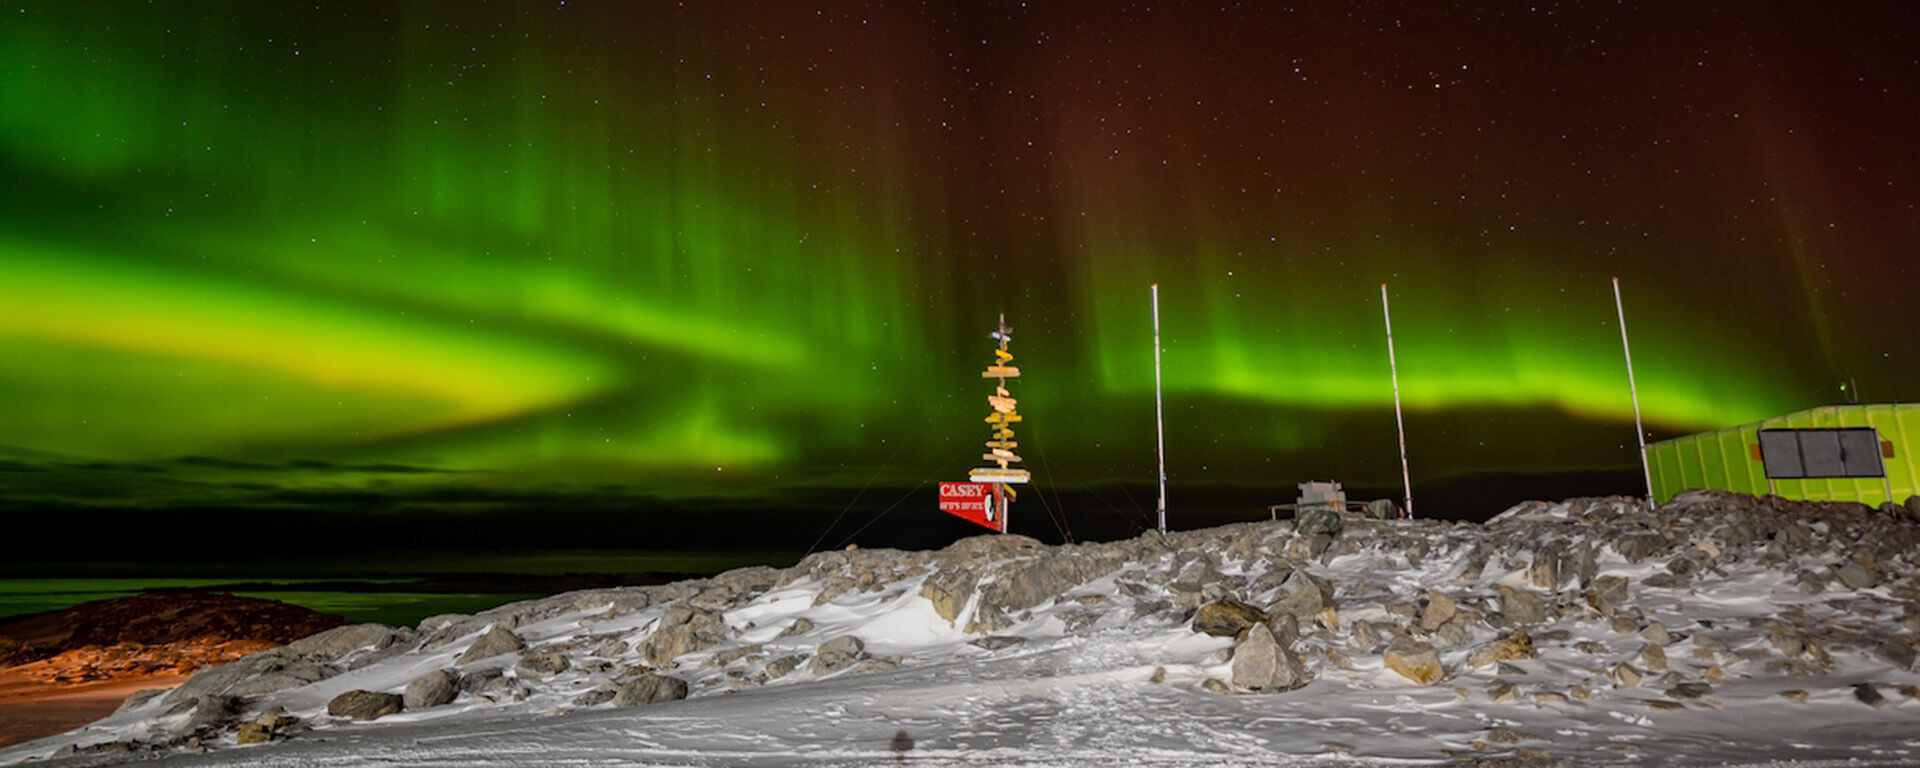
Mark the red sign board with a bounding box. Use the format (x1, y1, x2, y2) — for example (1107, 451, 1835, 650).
(938, 481, 1005, 533)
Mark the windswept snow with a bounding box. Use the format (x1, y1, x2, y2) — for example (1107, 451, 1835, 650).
(6, 491, 1920, 766)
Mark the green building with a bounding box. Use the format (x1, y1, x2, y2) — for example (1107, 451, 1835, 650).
(1646, 403, 1919, 505)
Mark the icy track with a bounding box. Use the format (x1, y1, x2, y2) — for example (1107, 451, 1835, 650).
(5, 492, 1920, 766)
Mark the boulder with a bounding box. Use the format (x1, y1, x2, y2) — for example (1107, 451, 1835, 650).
(403, 669, 460, 710)
(327, 690, 405, 721)
(1528, 543, 1563, 590)
(283, 624, 409, 664)
(980, 554, 1112, 612)
(1230, 623, 1310, 692)
(1585, 575, 1628, 615)
(1384, 637, 1444, 685)
(643, 606, 728, 665)
(515, 650, 570, 678)
(613, 674, 689, 707)
(1835, 561, 1877, 590)
(779, 618, 815, 638)
(1497, 585, 1550, 626)
(456, 627, 527, 665)
(810, 634, 867, 674)
(1467, 629, 1537, 669)
(1419, 590, 1457, 633)
(1350, 619, 1382, 652)
(970, 635, 1026, 651)
(1265, 571, 1335, 626)
(459, 668, 503, 692)
(572, 686, 618, 707)
(594, 639, 630, 657)
(184, 694, 241, 731)
(1296, 507, 1343, 537)
(919, 566, 978, 624)
(235, 723, 272, 745)
(764, 655, 802, 679)
(1641, 643, 1669, 672)
(1192, 600, 1269, 638)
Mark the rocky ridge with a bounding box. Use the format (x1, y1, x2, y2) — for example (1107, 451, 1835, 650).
(10, 490, 1920, 765)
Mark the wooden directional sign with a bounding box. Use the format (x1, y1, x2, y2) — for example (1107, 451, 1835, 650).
(969, 467, 1030, 484)
(938, 481, 1005, 532)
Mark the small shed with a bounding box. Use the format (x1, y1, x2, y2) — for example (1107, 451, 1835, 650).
(1646, 403, 1919, 505)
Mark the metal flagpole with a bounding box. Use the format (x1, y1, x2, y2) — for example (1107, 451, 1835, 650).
(1152, 284, 1167, 534)
(1381, 284, 1413, 519)
(1613, 277, 1654, 502)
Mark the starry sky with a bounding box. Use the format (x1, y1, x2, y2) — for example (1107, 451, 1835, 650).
(2, 2, 1916, 550)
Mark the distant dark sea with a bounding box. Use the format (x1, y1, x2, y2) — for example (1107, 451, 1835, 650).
(0, 550, 802, 628)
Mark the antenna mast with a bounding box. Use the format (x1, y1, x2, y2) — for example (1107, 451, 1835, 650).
(1613, 277, 1654, 503)
(1152, 284, 1167, 534)
(1381, 284, 1413, 519)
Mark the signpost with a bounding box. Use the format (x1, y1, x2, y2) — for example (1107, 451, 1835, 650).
(941, 314, 1027, 534)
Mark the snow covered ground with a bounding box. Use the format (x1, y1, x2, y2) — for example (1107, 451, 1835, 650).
(5, 492, 1918, 766)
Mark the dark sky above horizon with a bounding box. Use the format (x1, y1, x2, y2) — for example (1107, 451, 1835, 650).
(2, 2, 1916, 541)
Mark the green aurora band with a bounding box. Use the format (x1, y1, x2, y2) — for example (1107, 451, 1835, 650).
(2, 3, 1911, 514)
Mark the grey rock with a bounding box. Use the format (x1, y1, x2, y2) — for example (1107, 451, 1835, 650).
(227, 659, 333, 697)
(981, 554, 1113, 612)
(1615, 533, 1669, 563)
(1296, 506, 1344, 537)
(643, 606, 728, 665)
(919, 566, 978, 624)
(1266, 570, 1335, 626)
(1497, 585, 1550, 626)
(779, 617, 815, 638)
(515, 649, 571, 678)
(1855, 683, 1888, 708)
(456, 627, 528, 665)
(1586, 575, 1629, 615)
(114, 688, 170, 715)
(1643, 573, 1683, 589)
(810, 634, 866, 674)
(1667, 682, 1712, 699)
(594, 639, 630, 657)
(1192, 599, 1269, 638)
(847, 657, 902, 676)
(1200, 677, 1233, 694)
(1384, 636, 1445, 685)
(459, 667, 503, 692)
(1874, 641, 1916, 670)
(327, 690, 405, 721)
(1351, 619, 1382, 652)
(764, 655, 803, 679)
(614, 674, 689, 706)
(1835, 561, 1878, 590)
(185, 694, 241, 731)
(572, 688, 617, 707)
(1529, 542, 1563, 590)
(403, 669, 460, 710)
(1230, 623, 1310, 692)
(970, 635, 1026, 651)
(1420, 590, 1457, 633)
(283, 624, 409, 664)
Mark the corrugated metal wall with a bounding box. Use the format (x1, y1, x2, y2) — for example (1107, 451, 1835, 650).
(1646, 403, 1920, 505)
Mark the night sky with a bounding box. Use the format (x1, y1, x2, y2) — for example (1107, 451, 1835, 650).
(3, 2, 1916, 555)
